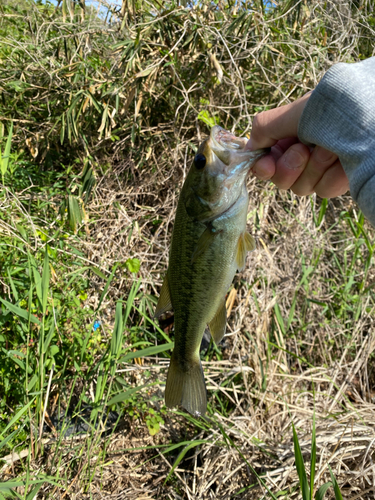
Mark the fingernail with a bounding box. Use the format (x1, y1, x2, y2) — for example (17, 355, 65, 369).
(251, 166, 268, 180)
(283, 149, 305, 170)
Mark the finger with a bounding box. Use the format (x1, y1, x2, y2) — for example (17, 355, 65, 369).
(291, 146, 338, 196)
(270, 142, 311, 190)
(314, 161, 349, 198)
(251, 155, 276, 180)
(246, 92, 311, 151)
(251, 138, 299, 180)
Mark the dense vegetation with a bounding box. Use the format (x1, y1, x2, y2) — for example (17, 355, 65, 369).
(0, 0, 375, 498)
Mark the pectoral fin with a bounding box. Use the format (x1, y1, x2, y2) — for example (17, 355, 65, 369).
(154, 274, 172, 318)
(191, 225, 220, 264)
(236, 232, 256, 271)
(208, 301, 227, 344)
(244, 232, 256, 252)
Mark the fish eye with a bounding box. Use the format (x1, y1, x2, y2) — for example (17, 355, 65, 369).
(194, 153, 206, 170)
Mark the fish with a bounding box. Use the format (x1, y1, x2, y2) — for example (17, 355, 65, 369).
(155, 125, 268, 416)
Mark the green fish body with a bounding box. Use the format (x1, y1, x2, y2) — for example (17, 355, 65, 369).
(155, 126, 267, 416)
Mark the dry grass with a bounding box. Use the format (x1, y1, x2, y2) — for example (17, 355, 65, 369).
(1, 0, 375, 498)
(42, 154, 373, 498)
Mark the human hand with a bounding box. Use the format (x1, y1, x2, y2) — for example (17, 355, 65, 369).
(245, 93, 349, 198)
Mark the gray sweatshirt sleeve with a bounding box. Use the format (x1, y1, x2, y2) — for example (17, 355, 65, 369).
(298, 57, 375, 226)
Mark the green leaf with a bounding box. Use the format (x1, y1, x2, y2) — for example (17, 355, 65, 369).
(119, 342, 174, 363)
(26, 483, 44, 500)
(41, 248, 50, 316)
(67, 195, 82, 233)
(111, 302, 123, 359)
(0, 399, 35, 439)
(0, 298, 41, 325)
(31, 265, 42, 306)
(96, 263, 118, 312)
(165, 440, 206, 483)
(310, 411, 317, 498)
(328, 466, 343, 500)
(0, 430, 19, 451)
(125, 258, 140, 274)
(107, 384, 148, 406)
(197, 110, 219, 128)
(292, 423, 310, 500)
(315, 482, 332, 500)
(27, 374, 38, 392)
(0, 121, 13, 179)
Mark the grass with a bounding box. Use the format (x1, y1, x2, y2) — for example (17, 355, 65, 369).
(1, 0, 375, 498)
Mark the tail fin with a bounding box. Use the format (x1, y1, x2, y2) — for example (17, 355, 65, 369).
(165, 354, 207, 416)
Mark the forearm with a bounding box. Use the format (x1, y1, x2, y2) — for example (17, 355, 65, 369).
(298, 57, 375, 225)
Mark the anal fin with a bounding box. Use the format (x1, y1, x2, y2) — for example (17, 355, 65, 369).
(154, 274, 172, 318)
(208, 301, 227, 344)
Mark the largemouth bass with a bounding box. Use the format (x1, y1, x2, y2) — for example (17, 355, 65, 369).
(155, 125, 267, 416)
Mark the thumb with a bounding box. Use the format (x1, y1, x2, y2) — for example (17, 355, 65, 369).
(245, 92, 311, 151)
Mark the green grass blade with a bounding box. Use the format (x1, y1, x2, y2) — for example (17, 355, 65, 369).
(96, 263, 119, 313)
(273, 301, 286, 335)
(315, 482, 332, 500)
(292, 423, 310, 500)
(317, 198, 328, 226)
(0, 121, 13, 179)
(0, 398, 35, 438)
(0, 430, 18, 451)
(133, 306, 172, 343)
(107, 384, 149, 406)
(0, 298, 41, 325)
(165, 440, 206, 484)
(123, 277, 141, 325)
(41, 248, 50, 316)
(111, 301, 123, 359)
(328, 466, 343, 500)
(119, 342, 174, 363)
(310, 411, 316, 498)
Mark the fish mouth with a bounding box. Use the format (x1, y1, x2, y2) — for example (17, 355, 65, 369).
(209, 125, 269, 168)
(210, 125, 247, 152)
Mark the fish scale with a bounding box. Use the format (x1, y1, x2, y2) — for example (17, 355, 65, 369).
(155, 126, 268, 416)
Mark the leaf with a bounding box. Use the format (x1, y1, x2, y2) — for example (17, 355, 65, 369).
(119, 342, 174, 363)
(0, 121, 13, 179)
(67, 195, 82, 233)
(328, 466, 343, 500)
(110, 302, 123, 359)
(315, 482, 332, 500)
(0, 399, 35, 439)
(0, 430, 18, 452)
(41, 248, 50, 316)
(197, 110, 219, 128)
(107, 384, 148, 406)
(98, 103, 109, 137)
(125, 258, 140, 274)
(292, 423, 310, 500)
(310, 411, 317, 498)
(0, 298, 41, 325)
(165, 440, 206, 483)
(135, 68, 153, 78)
(96, 263, 118, 312)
